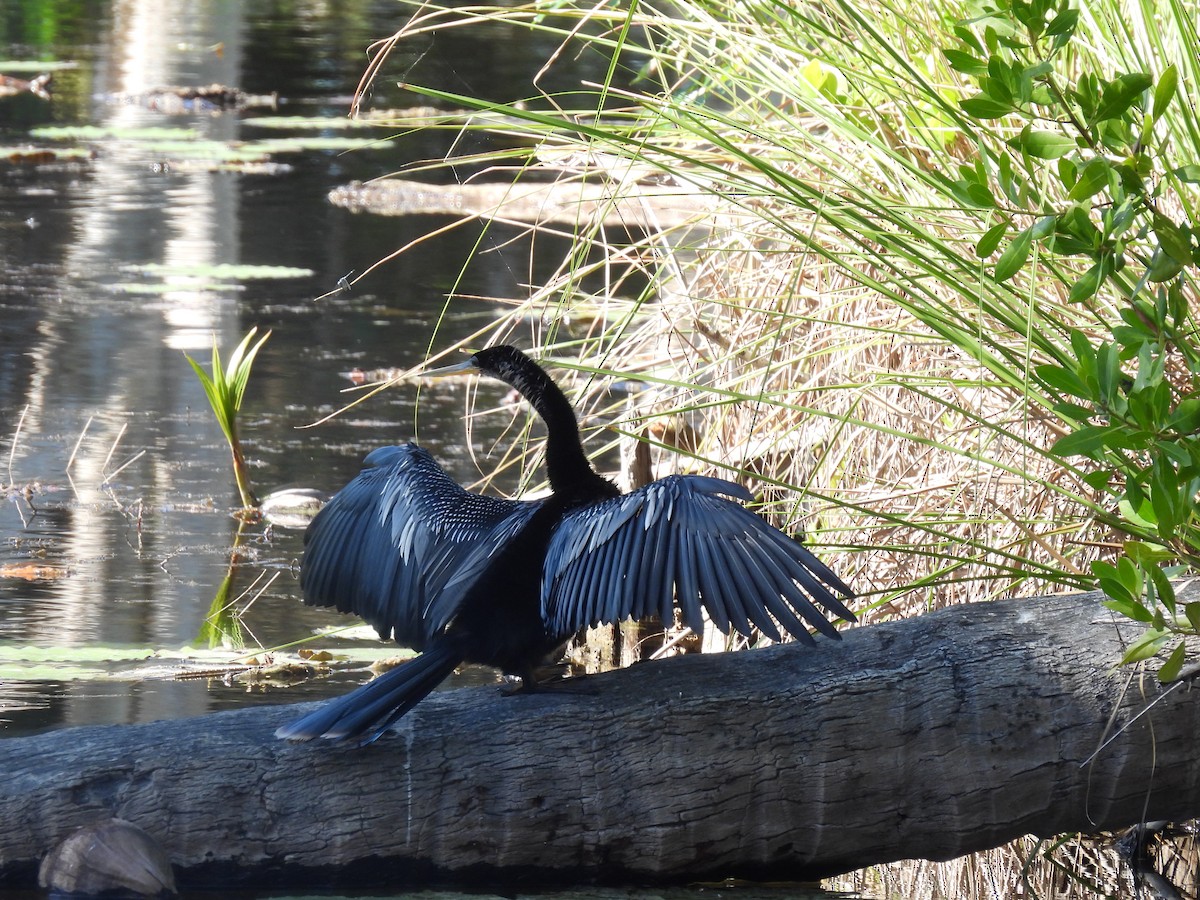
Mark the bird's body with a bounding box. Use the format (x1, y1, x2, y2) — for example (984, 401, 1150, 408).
(277, 346, 854, 744)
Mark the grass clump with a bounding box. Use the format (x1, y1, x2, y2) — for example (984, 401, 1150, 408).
(346, 0, 1200, 669)
(339, 1, 1200, 883)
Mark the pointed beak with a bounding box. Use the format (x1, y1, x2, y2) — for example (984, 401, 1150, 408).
(420, 357, 479, 379)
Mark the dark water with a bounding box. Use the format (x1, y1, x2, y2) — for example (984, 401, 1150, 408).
(0, 7, 863, 900)
(0, 0, 604, 738)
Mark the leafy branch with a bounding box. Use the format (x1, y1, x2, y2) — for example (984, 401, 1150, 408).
(948, 0, 1200, 677)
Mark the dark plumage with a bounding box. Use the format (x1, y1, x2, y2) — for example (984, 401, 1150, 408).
(276, 345, 855, 744)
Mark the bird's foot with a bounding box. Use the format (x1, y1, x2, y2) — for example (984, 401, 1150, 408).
(498, 664, 595, 696)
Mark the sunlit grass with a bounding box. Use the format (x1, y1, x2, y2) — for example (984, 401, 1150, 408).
(342, 0, 1135, 619)
(333, 0, 1200, 887)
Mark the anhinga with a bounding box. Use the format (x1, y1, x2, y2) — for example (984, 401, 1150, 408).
(276, 345, 854, 744)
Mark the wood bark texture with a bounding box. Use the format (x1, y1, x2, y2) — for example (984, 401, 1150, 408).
(3, 588, 1199, 890)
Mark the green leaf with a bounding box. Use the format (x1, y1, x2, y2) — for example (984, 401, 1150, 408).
(1173, 164, 1200, 183)
(1021, 129, 1077, 159)
(1050, 424, 1115, 457)
(1149, 565, 1176, 616)
(944, 49, 987, 76)
(1124, 541, 1173, 567)
(976, 222, 1008, 257)
(1149, 460, 1180, 536)
(1153, 215, 1193, 263)
(1068, 261, 1103, 303)
(953, 24, 985, 54)
(1068, 158, 1111, 200)
(994, 226, 1033, 281)
(1116, 555, 1143, 595)
(1056, 157, 1077, 191)
(1119, 628, 1171, 665)
(1119, 492, 1158, 529)
(1184, 602, 1200, 632)
(961, 94, 1016, 119)
(1045, 8, 1079, 37)
(1030, 215, 1057, 240)
(1094, 72, 1154, 122)
(1168, 398, 1200, 433)
(1146, 248, 1184, 283)
(1103, 596, 1152, 622)
(952, 179, 998, 209)
(1152, 65, 1179, 121)
(1157, 640, 1187, 683)
(1035, 363, 1090, 399)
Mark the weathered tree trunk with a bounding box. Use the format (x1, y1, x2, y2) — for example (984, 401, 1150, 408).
(3, 589, 1200, 891)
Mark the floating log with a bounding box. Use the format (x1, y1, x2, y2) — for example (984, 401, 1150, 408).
(2, 589, 1198, 891)
(328, 176, 710, 229)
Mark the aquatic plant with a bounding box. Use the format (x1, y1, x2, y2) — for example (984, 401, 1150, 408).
(185, 327, 270, 510)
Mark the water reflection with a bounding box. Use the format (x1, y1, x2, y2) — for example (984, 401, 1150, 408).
(1, 0, 599, 736)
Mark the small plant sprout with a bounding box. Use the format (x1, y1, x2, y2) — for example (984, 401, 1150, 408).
(185, 327, 271, 510)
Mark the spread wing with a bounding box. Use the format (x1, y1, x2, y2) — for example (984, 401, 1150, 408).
(300, 443, 541, 649)
(541, 475, 854, 643)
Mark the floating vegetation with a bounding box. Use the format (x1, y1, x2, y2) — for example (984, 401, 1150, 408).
(99, 83, 278, 114)
(0, 562, 69, 581)
(112, 264, 313, 295)
(241, 115, 392, 129)
(120, 262, 314, 284)
(0, 145, 91, 165)
(0, 60, 78, 73)
(22, 124, 390, 173)
(30, 124, 201, 142)
(172, 160, 293, 175)
(249, 136, 389, 154)
(0, 643, 410, 683)
(133, 139, 269, 162)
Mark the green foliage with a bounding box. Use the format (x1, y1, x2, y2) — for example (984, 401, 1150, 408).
(185, 327, 270, 509)
(947, 0, 1200, 677)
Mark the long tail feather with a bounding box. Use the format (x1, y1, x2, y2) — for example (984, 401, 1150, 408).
(275, 643, 461, 745)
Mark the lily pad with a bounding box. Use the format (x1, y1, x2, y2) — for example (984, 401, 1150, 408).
(30, 125, 202, 141)
(0, 642, 413, 682)
(248, 136, 391, 154)
(241, 115, 391, 130)
(123, 263, 314, 280)
(129, 139, 269, 162)
(0, 60, 78, 73)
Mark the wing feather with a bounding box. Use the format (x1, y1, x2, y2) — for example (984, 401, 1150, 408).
(542, 475, 853, 643)
(300, 443, 540, 649)
(721, 544, 785, 642)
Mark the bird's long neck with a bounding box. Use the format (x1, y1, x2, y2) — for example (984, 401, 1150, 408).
(510, 362, 603, 498)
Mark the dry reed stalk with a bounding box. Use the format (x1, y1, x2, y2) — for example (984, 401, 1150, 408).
(546, 177, 1105, 619)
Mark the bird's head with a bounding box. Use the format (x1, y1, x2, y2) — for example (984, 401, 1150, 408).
(423, 346, 547, 398)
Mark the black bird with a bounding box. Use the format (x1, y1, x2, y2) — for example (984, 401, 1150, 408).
(276, 345, 855, 744)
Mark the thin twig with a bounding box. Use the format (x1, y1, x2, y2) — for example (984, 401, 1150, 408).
(101, 450, 146, 486)
(100, 422, 127, 477)
(65, 415, 94, 498)
(6, 404, 28, 488)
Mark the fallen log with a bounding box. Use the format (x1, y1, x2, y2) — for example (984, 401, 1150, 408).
(3, 588, 1199, 891)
